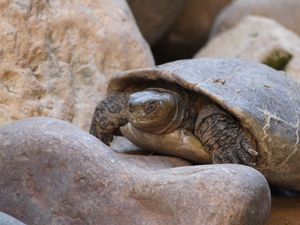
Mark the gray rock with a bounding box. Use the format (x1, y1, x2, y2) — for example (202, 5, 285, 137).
(0, 212, 26, 225)
(0, 149, 2, 172)
(196, 16, 300, 82)
(0, 117, 271, 225)
(209, 0, 300, 39)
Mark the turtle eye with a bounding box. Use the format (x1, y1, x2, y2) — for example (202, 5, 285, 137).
(145, 101, 157, 114)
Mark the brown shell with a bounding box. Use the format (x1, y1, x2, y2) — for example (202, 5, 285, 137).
(108, 57, 300, 190)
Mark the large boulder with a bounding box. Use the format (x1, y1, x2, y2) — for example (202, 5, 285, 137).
(126, 0, 185, 45)
(0, 0, 154, 131)
(209, 0, 300, 39)
(196, 16, 300, 82)
(0, 148, 2, 172)
(152, 0, 232, 62)
(0, 117, 271, 225)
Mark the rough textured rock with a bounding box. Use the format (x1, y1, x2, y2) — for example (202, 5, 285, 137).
(196, 16, 300, 82)
(0, 149, 2, 172)
(209, 0, 300, 39)
(0, 0, 154, 131)
(126, 0, 185, 45)
(0, 117, 271, 225)
(152, 0, 232, 62)
(0, 212, 26, 225)
(267, 197, 300, 225)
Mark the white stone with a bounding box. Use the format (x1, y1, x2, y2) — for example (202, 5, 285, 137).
(209, 0, 300, 39)
(196, 16, 300, 82)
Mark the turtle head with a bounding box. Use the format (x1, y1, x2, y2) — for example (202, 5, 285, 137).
(126, 88, 179, 134)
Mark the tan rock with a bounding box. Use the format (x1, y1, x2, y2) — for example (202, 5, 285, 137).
(267, 197, 300, 225)
(0, 0, 154, 131)
(126, 0, 185, 45)
(0, 117, 271, 225)
(196, 16, 300, 82)
(209, 0, 300, 39)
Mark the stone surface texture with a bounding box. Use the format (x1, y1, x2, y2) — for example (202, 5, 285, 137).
(0, 117, 271, 225)
(267, 197, 300, 225)
(209, 0, 300, 39)
(0, 0, 154, 131)
(126, 0, 185, 45)
(154, 0, 231, 60)
(0, 149, 2, 172)
(0, 212, 26, 225)
(196, 16, 300, 82)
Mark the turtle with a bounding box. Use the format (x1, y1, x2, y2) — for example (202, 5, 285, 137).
(90, 57, 300, 191)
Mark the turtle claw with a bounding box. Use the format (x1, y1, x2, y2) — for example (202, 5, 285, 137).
(248, 148, 258, 156)
(246, 162, 256, 167)
(211, 150, 257, 167)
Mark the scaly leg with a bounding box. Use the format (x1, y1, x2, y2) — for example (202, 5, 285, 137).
(89, 93, 128, 146)
(195, 104, 258, 166)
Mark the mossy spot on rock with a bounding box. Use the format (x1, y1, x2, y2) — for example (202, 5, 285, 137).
(262, 50, 292, 71)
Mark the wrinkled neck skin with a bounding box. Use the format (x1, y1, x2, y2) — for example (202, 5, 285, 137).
(164, 90, 196, 133)
(126, 88, 196, 134)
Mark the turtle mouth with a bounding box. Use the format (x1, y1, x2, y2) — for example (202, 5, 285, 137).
(128, 117, 151, 125)
(127, 113, 149, 125)
(127, 109, 148, 121)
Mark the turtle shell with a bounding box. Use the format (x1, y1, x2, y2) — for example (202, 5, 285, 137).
(108, 57, 300, 191)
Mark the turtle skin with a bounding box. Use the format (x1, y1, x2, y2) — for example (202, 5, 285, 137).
(90, 87, 257, 166)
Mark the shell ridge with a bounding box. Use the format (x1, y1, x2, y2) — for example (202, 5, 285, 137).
(103, 58, 300, 190)
(288, 91, 300, 149)
(224, 64, 241, 82)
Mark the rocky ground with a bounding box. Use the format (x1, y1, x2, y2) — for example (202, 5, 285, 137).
(267, 197, 300, 225)
(0, 0, 300, 224)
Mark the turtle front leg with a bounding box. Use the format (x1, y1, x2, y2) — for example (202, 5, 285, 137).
(195, 105, 258, 166)
(90, 93, 128, 146)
